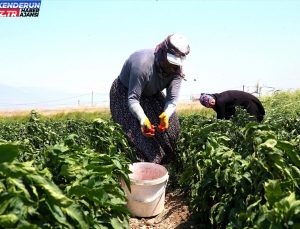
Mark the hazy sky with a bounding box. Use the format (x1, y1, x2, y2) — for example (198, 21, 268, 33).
(1, 0, 300, 101)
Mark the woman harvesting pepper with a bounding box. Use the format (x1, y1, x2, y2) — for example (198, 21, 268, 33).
(199, 90, 265, 122)
(109, 34, 190, 164)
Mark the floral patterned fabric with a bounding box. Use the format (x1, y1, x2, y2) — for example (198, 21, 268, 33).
(109, 79, 180, 164)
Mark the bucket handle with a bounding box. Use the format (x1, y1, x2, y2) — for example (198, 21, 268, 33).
(132, 179, 168, 203)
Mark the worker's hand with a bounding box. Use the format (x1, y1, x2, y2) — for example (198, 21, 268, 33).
(158, 112, 169, 132)
(141, 117, 155, 137)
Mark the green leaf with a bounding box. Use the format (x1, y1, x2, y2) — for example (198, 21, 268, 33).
(0, 214, 19, 228)
(264, 180, 284, 206)
(0, 198, 14, 215)
(8, 178, 32, 202)
(260, 139, 277, 149)
(46, 200, 73, 228)
(246, 199, 261, 211)
(68, 185, 90, 196)
(110, 217, 127, 229)
(51, 144, 70, 154)
(65, 204, 89, 229)
(112, 159, 122, 170)
(0, 181, 5, 192)
(28, 174, 73, 207)
(29, 184, 39, 200)
(277, 141, 300, 167)
(0, 143, 19, 163)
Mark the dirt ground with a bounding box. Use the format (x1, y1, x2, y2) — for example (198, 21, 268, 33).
(129, 190, 202, 229)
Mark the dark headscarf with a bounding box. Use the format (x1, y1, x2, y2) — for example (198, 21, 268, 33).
(199, 93, 215, 108)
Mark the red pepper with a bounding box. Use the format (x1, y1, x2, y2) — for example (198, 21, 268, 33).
(158, 124, 165, 132)
(143, 124, 155, 134)
(149, 125, 155, 134)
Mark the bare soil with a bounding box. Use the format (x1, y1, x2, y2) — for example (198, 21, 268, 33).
(129, 190, 202, 229)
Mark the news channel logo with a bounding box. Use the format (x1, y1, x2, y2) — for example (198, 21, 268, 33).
(0, 0, 41, 17)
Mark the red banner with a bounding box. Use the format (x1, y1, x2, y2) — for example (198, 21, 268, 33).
(0, 8, 20, 17)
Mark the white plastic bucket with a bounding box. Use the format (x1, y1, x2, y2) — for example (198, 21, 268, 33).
(121, 162, 169, 217)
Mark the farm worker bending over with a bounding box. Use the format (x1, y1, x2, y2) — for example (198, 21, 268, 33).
(199, 90, 265, 122)
(110, 34, 190, 164)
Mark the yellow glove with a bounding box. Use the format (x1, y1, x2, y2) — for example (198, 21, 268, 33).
(141, 117, 155, 137)
(158, 112, 169, 132)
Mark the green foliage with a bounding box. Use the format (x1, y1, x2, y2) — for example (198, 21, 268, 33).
(0, 143, 88, 228)
(262, 89, 300, 119)
(1, 90, 300, 228)
(45, 138, 131, 228)
(0, 111, 133, 228)
(177, 92, 300, 228)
